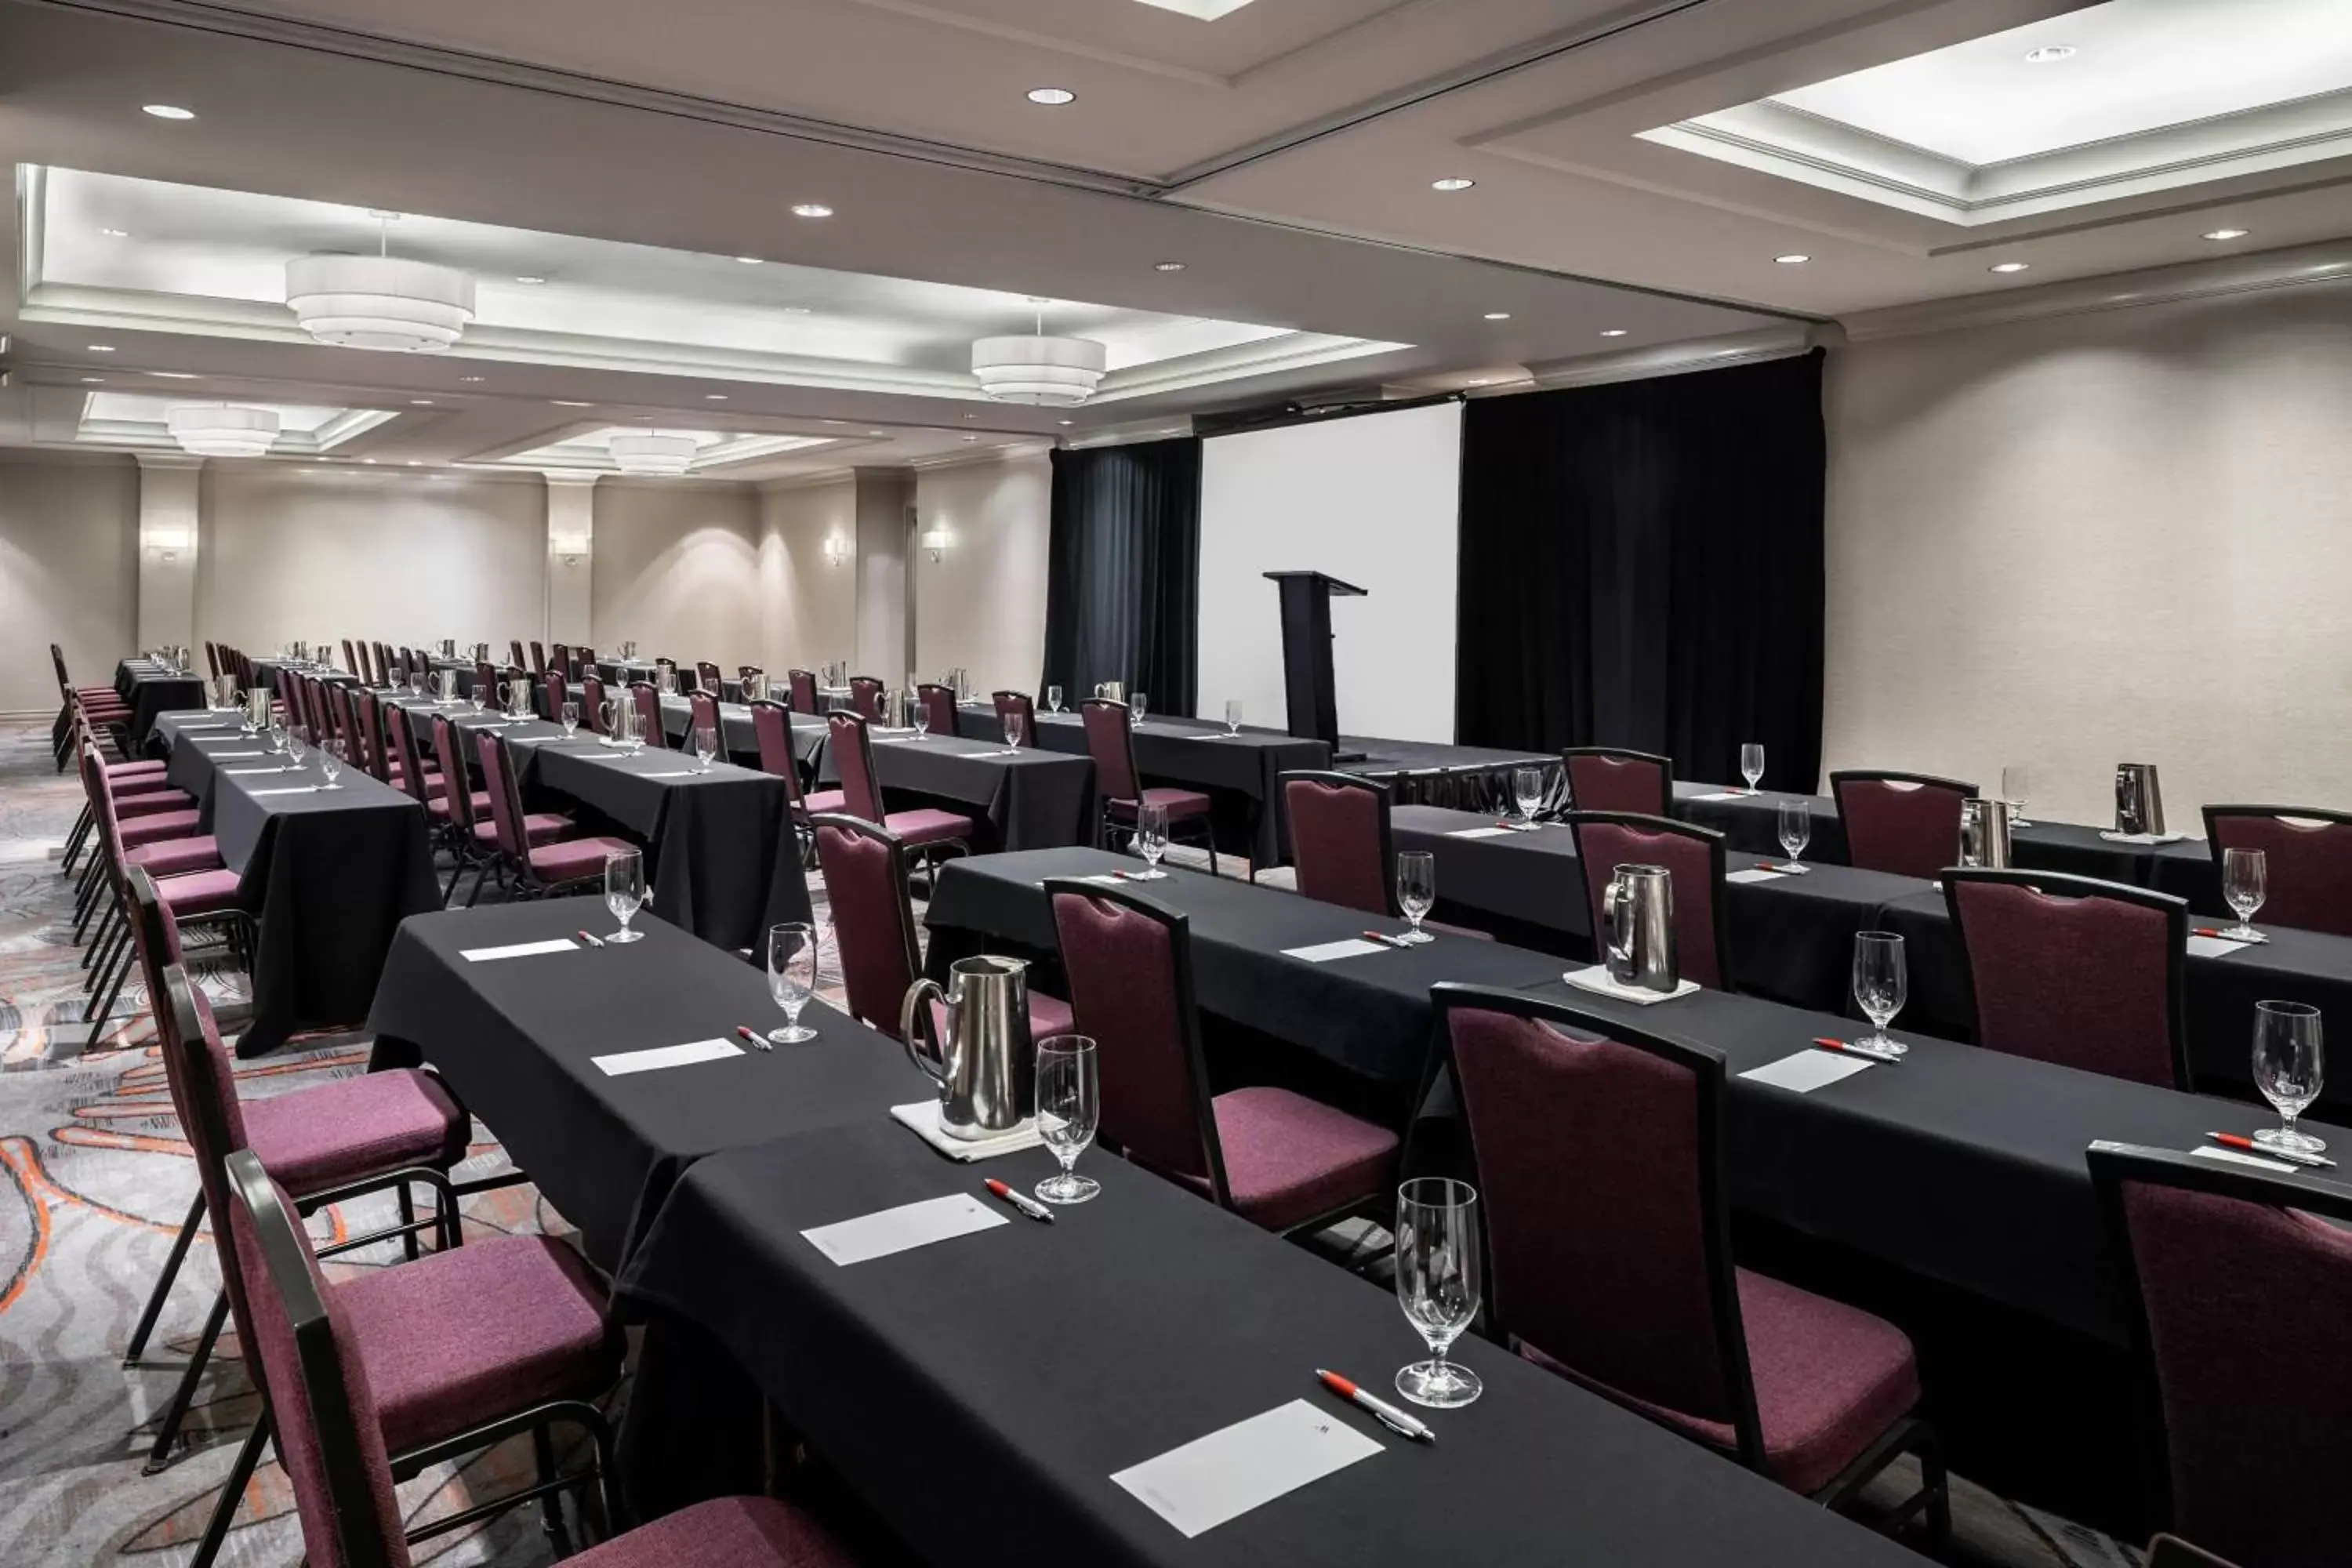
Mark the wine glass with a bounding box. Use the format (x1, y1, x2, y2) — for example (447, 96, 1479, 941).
(1394, 1178, 1483, 1409)
(1396, 850, 1436, 944)
(1034, 1036, 1101, 1205)
(1512, 766, 1544, 826)
(318, 739, 344, 789)
(1046, 684, 1062, 714)
(267, 718, 288, 754)
(2252, 1000, 2325, 1152)
(1740, 742, 1765, 793)
(764, 922, 820, 1044)
(2002, 764, 2033, 828)
(913, 702, 931, 740)
(1777, 799, 1811, 869)
(1225, 700, 1243, 736)
(1132, 692, 1149, 724)
(692, 724, 719, 773)
(1852, 931, 1908, 1057)
(1003, 712, 1025, 752)
(469, 684, 487, 716)
(1135, 800, 1169, 879)
(604, 848, 647, 943)
(285, 724, 309, 767)
(2223, 848, 2267, 941)
(561, 701, 579, 739)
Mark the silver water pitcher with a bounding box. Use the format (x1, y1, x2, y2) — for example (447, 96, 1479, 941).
(2115, 764, 2166, 836)
(1960, 797, 2014, 869)
(899, 956, 1038, 1139)
(1096, 680, 1123, 703)
(507, 676, 532, 717)
(437, 668, 459, 704)
(243, 687, 270, 734)
(1602, 864, 1680, 994)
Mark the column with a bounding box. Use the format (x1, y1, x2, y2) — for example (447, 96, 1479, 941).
(136, 455, 202, 654)
(544, 474, 596, 648)
(853, 466, 914, 681)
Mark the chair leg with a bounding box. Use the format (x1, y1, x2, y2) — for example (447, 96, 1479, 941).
(143, 1290, 229, 1473)
(125, 1192, 206, 1366)
(187, 1410, 271, 1568)
(533, 1424, 575, 1557)
(398, 1183, 420, 1262)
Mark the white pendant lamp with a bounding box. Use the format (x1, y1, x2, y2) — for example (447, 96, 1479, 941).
(971, 299, 1106, 406)
(165, 403, 281, 458)
(285, 212, 474, 353)
(608, 431, 699, 477)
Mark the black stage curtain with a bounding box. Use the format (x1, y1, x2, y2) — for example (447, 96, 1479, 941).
(1041, 437, 1200, 712)
(1454, 350, 1826, 789)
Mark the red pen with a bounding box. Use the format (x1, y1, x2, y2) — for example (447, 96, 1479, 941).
(1813, 1036, 1901, 1066)
(1315, 1370, 1435, 1443)
(734, 1025, 771, 1053)
(1360, 931, 1409, 949)
(2209, 1131, 2334, 1168)
(984, 1177, 1054, 1222)
(575, 929, 605, 949)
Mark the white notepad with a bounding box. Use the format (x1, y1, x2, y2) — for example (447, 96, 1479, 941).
(461, 938, 579, 963)
(1110, 1399, 1382, 1539)
(2100, 830, 2186, 845)
(1446, 826, 1515, 840)
(1726, 868, 1787, 884)
(247, 786, 324, 797)
(592, 1037, 742, 1077)
(800, 1192, 1005, 1266)
(889, 1100, 1044, 1160)
(1285, 938, 1387, 963)
(199, 750, 265, 758)
(1690, 790, 1751, 801)
(2187, 934, 2256, 959)
(1561, 965, 1700, 1005)
(225, 765, 296, 775)
(2191, 1145, 2298, 1174)
(1740, 1051, 1875, 1094)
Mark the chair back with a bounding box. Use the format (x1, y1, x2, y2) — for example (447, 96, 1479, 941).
(1565, 811, 1730, 989)
(993, 691, 1037, 747)
(1081, 699, 1142, 803)
(849, 676, 886, 722)
(474, 661, 497, 701)
(508, 639, 526, 670)
(1436, 985, 1763, 1470)
(542, 670, 569, 723)
(430, 716, 479, 833)
(580, 675, 607, 734)
(352, 690, 390, 781)
(2088, 1143, 2352, 1568)
(2203, 805, 2352, 938)
(630, 682, 668, 750)
(530, 640, 547, 677)
(828, 711, 885, 820)
(325, 681, 359, 757)
(1830, 771, 1976, 880)
(1564, 748, 1673, 818)
(474, 731, 528, 859)
(383, 706, 430, 805)
(1945, 869, 2190, 1088)
(690, 659, 720, 695)
(205, 641, 222, 680)
(1047, 879, 1226, 1205)
(810, 815, 920, 1036)
(342, 640, 359, 679)
(1282, 771, 1395, 917)
(916, 684, 959, 737)
(550, 642, 572, 681)
(750, 699, 805, 805)
(688, 691, 725, 760)
(789, 669, 819, 714)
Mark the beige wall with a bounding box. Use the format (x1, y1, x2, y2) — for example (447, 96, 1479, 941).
(198, 466, 546, 661)
(913, 452, 1051, 698)
(1824, 284, 2352, 827)
(757, 477, 857, 675)
(0, 456, 139, 715)
(590, 480, 763, 671)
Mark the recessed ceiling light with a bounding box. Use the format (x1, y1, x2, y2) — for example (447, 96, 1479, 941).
(2203, 227, 2251, 241)
(100, 227, 129, 238)
(142, 103, 195, 120)
(1058, 419, 1073, 426)
(80, 376, 103, 384)
(1483, 312, 1511, 321)
(962, 434, 980, 442)
(735, 256, 764, 265)
(1988, 261, 2031, 274)
(410, 398, 435, 405)
(1026, 87, 1076, 106)
(782, 306, 812, 314)
(964, 412, 979, 419)
(552, 400, 594, 408)
(706, 394, 728, 401)
(88, 343, 116, 352)
(407, 460, 421, 467)
(1431, 177, 1475, 191)
(459, 375, 484, 383)
(867, 430, 887, 437)
(148, 370, 198, 379)
(515, 275, 546, 285)
(1599, 328, 1628, 338)
(1773, 253, 1809, 265)
(2023, 45, 2075, 64)
(363, 458, 378, 465)
(1466, 378, 1496, 387)
(792, 203, 833, 219)
(822, 419, 849, 426)
(1154, 261, 1185, 272)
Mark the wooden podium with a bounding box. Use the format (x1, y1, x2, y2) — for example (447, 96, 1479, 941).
(1264, 571, 1366, 757)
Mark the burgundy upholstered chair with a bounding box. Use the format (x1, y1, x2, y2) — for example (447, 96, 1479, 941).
(751, 701, 845, 829)
(508, 638, 528, 670)
(630, 681, 669, 750)
(2203, 805, 2352, 938)
(1830, 771, 1976, 881)
(580, 674, 608, 735)
(1047, 878, 1397, 1233)
(812, 814, 1069, 1043)
(916, 684, 959, 738)
(381, 706, 444, 809)
(695, 659, 724, 695)
(2089, 1142, 2352, 1568)
(1438, 983, 1947, 1538)
(1944, 869, 2191, 1089)
(427, 715, 508, 902)
(1080, 699, 1218, 873)
(529, 639, 546, 678)
(1564, 811, 1732, 989)
(1281, 770, 1394, 917)
(789, 668, 819, 715)
(76, 744, 245, 1030)
(1563, 747, 1673, 818)
(472, 660, 499, 706)
(848, 675, 886, 722)
(550, 641, 572, 680)
(688, 691, 728, 762)
(343, 640, 361, 679)
(474, 732, 626, 902)
(541, 670, 569, 726)
(992, 690, 1037, 749)
(826, 711, 972, 869)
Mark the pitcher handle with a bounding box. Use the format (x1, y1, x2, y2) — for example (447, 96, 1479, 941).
(1601, 876, 1629, 967)
(900, 977, 949, 1083)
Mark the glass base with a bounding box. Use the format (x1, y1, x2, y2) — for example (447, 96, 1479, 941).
(606, 927, 646, 944)
(2225, 921, 2261, 941)
(1396, 1359, 1483, 1409)
(2256, 1126, 2328, 1153)
(319, 781, 343, 790)
(1396, 929, 1436, 946)
(1036, 1171, 1100, 1205)
(767, 1024, 819, 1045)
(1860, 1030, 1907, 1058)
(1131, 866, 1168, 880)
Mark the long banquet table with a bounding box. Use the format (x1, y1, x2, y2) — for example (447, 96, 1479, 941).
(114, 658, 207, 748)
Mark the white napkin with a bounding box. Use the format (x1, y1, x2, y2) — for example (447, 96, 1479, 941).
(1726, 868, 1786, 884)
(2100, 830, 2186, 845)
(247, 786, 324, 797)
(1285, 938, 1387, 963)
(462, 938, 579, 963)
(800, 1193, 1004, 1267)
(890, 1100, 1044, 1160)
(1109, 1399, 1382, 1539)
(1561, 965, 1699, 1005)
(1690, 790, 1751, 802)
(200, 750, 266, 759)
(1739, 1051, 1875, 1093)
(592, 1037, 742, 1077)
(2187, 934, 2257, 959)
(2191, 1145, 2298, 1174)
(1446, 826, 1515, 840)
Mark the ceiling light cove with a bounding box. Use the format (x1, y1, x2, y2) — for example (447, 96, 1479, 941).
(166, 403, 280, 458)
(1025, 88, 1076, 106)
(505, 426, 830, 477)
(735, 256, 764, 265)
(286, 255, 477, 351)
(609, 431, 697, 477)
(69, 392, 395, 456)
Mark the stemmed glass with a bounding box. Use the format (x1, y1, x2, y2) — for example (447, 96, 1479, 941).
(2223, 848, 2267, 941)
(318, 739, 344, 789)
(2252, 1000, 2326, 1152)
(267, 718, 289, 755)
(1034, 1036, 1101, 1205)
(469, 684, 487, 717)
(1134, 801, 1169, 879)
(561, 701, 579, 739)
(1512, 766, 1544, 826)
(1740, 742, 1766, 793)
(285, 724, 310, 768)
(691, 724, 720, 774)
(1393, 1178, 1483, 1409)
(1852, 931, 1908, 1057)
(1132, 692, 1149, 724)
(1396, 850, 1436, 944)
(1225, 700, 1243, 737)
(1777, 799, 1811, 869)
(764, 922, 820, 1044)
(1046, 685, 1062, 714)
(913, 702, 931, 740)
(2002, 764, 2034, 828)
(1003, 713, 1025, 753)
(604, 848, 647, 943)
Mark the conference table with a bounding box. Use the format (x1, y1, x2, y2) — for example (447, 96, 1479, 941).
(363, 900, 1924, 1567)
(247, 658, 361, 695)
(149, 711, 440, 1056)
(113, 658, 207, 748)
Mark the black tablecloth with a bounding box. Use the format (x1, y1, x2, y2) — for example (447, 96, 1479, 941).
(154, 712, 269, 808)
(956, 706, 1328, 866)
(615, 1120, 1921, 1568)
(366, 904, 919, 1270)
(812, 731, 1094, 851)
(114, 659, 208, 750)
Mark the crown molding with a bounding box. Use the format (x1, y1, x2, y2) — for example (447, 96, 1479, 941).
(907, 440, 1054, 474)
(754, 469, 858, 495)
(1524, 321, 1829, 389)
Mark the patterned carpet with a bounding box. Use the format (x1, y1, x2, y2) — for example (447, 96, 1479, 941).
(0, 717, 2134, 1566)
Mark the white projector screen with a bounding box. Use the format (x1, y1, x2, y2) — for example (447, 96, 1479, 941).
(1196, 401, 1463, 744)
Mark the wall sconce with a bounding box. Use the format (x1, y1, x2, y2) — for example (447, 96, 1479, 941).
(143, 524, 194, 561)
(920, 524, 953, 563)
(550, 535, 591, 567)
(822, 533, 849, 567)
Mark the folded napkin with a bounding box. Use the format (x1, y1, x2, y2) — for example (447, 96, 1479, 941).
(1562, 964, 1699, 1005)
(890, 1100, 1043, 1160)
(2100, 830, 2187, 845)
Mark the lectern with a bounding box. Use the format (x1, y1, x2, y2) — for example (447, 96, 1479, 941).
(1264, 571, 1365, 753)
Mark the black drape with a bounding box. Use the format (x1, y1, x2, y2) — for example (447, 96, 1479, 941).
(1454, 350, 1826, 790)
(1041, 437, 1200, 712)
